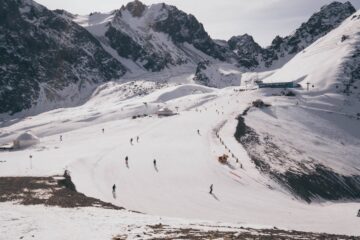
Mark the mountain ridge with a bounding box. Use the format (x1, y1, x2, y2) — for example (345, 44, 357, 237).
(0, 0, 357, 115)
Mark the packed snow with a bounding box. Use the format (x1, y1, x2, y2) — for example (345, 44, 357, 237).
(1, 5, 360, 240)
(1, 81, 359, 236)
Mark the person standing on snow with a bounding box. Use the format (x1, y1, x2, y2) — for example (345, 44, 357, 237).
(125, 156, 129, 167)
(60, 135, 62, 142)
(130, 138, 133, 145)
(209, 184, 213, 194)
(112, 184, 116, 199)
(153, 159, 157, 166)
(102, 128, 105, 134)
(137, 136, 139, 142)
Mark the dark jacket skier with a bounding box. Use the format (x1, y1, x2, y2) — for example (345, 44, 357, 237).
(209, 184, 213, 194)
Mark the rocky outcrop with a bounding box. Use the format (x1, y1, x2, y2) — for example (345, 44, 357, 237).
(229, 1, 356, 69)
(152, 4, 226, 61)
(0, 0, 126, 114)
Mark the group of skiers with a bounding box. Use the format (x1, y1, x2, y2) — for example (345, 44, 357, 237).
(112, 182, 214, 197)
(130, 136, 140, 145)
(58, 129, 215, 198)
(124, 156, 157, 169)
(109, 129, 218, 198)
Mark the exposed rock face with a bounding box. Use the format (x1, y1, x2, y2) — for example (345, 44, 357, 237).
(105, 24, 175, 72)
(229, 1, 356, 69)
(123, 0, 146, 17)
(193, 61, 211, 85)
(103, 1, 225, 72)
(235, 115, 360, 203)
(0, 0, 126, 114)
(0, 0, 357, 114)
(339, 39, 360, 99)
(152, 4, 226, 61)
(228, 34, 263, 69)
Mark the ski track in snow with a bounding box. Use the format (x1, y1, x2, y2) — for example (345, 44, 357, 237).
(1, 81, 360, 237)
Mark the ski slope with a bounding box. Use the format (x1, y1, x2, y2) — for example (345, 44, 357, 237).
(264, 10, 360, 93)
(1, 81, 359, 235)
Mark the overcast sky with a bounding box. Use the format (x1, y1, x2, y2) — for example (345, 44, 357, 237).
(36, 0, 360, 46)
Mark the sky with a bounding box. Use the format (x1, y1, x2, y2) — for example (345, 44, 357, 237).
(35, 0, 360, 47)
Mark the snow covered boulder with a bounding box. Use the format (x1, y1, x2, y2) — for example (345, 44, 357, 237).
(13, 131, 40, 149)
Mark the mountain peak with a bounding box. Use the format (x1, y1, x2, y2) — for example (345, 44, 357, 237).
(123, 0, 147, 17)
(321, 1, 355, 12)
(228, 34, 258, 49)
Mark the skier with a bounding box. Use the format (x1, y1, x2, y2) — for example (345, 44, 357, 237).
(197, 129, 200, 135)
(102, 128, 105, 134)
(209, 184, 213, 194)
(130, 138, 133, 145)
(60, 135, 62, 142)
(153, 159, 157, 167)
(125, 156, 129, 167)
(112, 184, 116, 199)
(358, 209, 360, 217)
(137, 136, 139, 142)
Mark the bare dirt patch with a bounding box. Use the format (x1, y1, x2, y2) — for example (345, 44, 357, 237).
(112, 224, 359, 239)
(0, 175, 123, 209)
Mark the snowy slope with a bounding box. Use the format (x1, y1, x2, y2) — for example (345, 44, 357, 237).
(1, 2, 360, 237)
(264, 10, 360, 94)
(1, 81, 360, 235)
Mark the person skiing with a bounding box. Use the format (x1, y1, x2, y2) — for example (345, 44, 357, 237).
(209, 184, 213, 194)
(358, 209, 360, 217)
(102, 128, 105, 134)
(197, 129, 200, 135)
(130, 138, 133, 145)
(153, 159, 157, 166)
(125, 156, 129, 167)
(60, 135, 62, 142)
(112, 184, 116, 199)
(137, 136, 139, 142)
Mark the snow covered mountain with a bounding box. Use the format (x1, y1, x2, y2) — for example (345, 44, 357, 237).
(0, 0, 357, 116)
(74, 0, 226, 73)
(229, 1, 356, 70)
(1, 2, 360, 238)
(264, 9, 360, 104)
(0, 0, 126, 115)
(239, 9, 360, 202)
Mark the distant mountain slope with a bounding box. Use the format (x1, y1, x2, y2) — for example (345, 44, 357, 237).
(0, 0, 357, 115)
(264, 10, 360, 101)
(229, 1, 356, 70)
(74, 0, 226, 72)
(0, 0, 126, 114)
